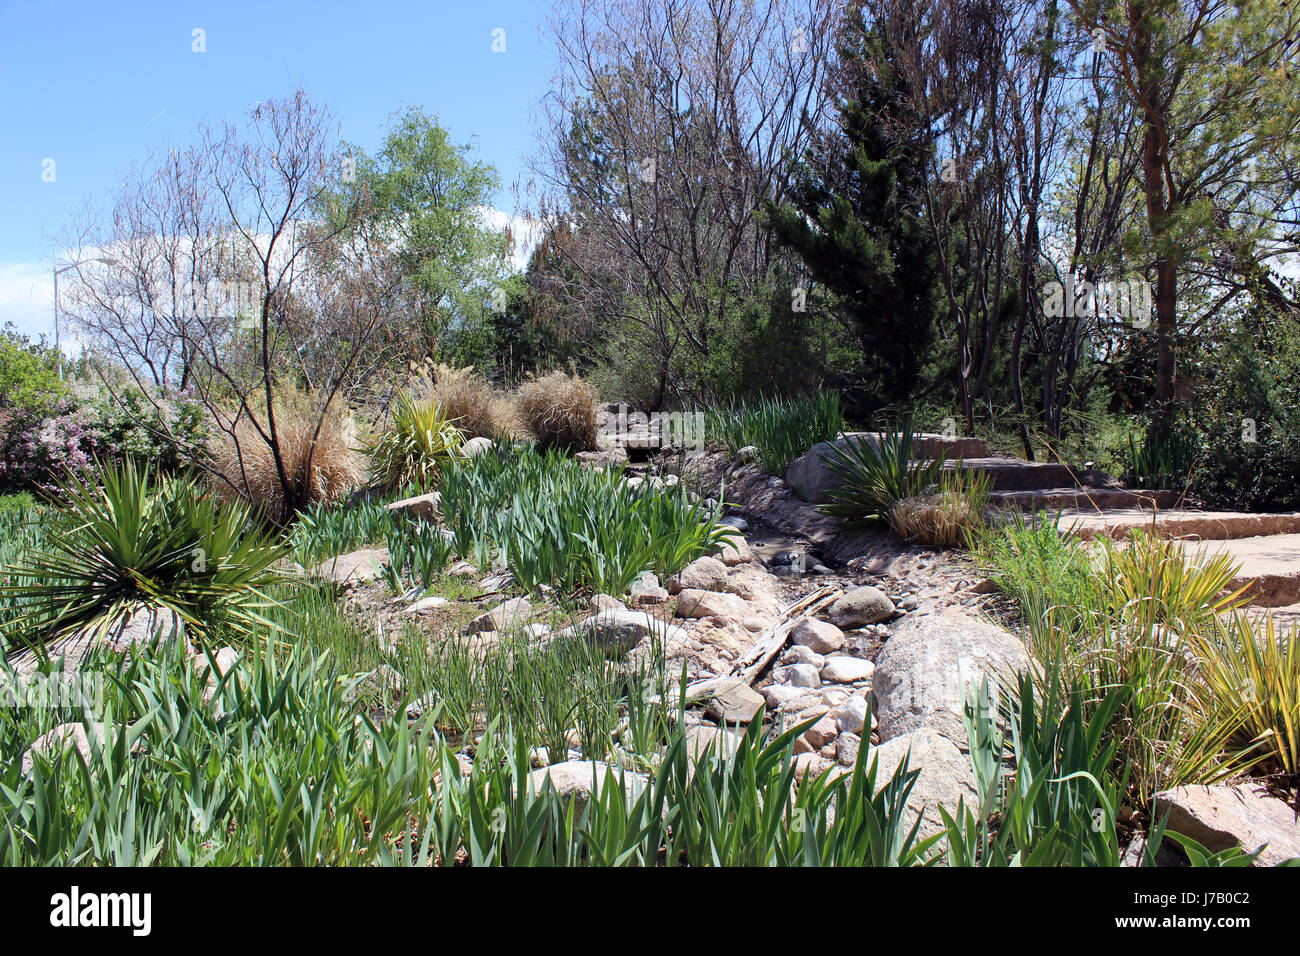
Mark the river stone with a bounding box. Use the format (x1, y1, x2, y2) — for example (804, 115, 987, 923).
(826, 586, 895, 628)
(669, 556, 729, 594)
(872, 610, 1030, 745)
(821, 656, 875, 684)
(674, 588, 750, 623)
(385, 492, 441, 521)
(791, 618, 845, 654)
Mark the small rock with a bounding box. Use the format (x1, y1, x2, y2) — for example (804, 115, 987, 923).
(836, 733, 860, 767)
(780, 644, 825, 668)
(831, 696, 869, 734)
(791, 618, 845, 654)
(712, 534, 752, 566)
(674, 588, 750, 623)
(590, 594, 628, 614)
(460, 436, 496, 457)
(773, 663, 821, 688)
(826, 586, 895, 628)
(821, 657, 875, 684)
(468, 596, 533, 634)
(669, 556, 729, 594)
(385, 492, 441, 522)
(404, 596, 449, 616)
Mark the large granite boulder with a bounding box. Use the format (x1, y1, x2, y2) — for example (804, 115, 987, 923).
(872, 610, 1031, 746)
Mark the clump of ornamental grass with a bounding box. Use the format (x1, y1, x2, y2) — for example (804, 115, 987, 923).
(516, 370, 598, 451)
(427, 363, 518, 440)
(211, 406, 363, 525)
(886, 467, 992, 548)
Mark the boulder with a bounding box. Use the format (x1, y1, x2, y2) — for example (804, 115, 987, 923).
(668, 556, 729, 594)
(867, 728, 980, 844)
(826, 586, 895, 628)
(872, 610, 1030, 745)
(21, 721, 108, 774)
(674, 588, 750, 624)
(523, 760, 649, 815)
(572, 609, 685, 655)
(385, 492, 441, 522)
(460, 436, 496, 457)
(310, 547, 390, 587)
(1153, 784, 1300, 867)
(791, 618, 845, 654)
(467, 597, 534, 634)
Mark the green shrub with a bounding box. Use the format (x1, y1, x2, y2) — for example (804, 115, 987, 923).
(973, 520, 1261, 802)
(706, 392, 842, 475)
(0, 459, 286, 650)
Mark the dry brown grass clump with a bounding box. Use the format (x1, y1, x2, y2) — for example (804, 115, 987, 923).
(211, 406, 364, 524)
(427, 364, 518, 440)
(886, 471, 991, 549)
(516, 370, 599, 451)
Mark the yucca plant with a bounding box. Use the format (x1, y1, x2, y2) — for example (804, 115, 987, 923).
(0, 459, 286, 650)
(818, 414, 946, 527)
(366, 392, 464, 492)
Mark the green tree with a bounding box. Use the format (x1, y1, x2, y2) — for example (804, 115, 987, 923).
(336, 109, 511, 360)
(764, 13, 940, 417)
(0, 324, 65, 415)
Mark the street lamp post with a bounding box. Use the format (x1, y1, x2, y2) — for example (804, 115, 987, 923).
(52, 256, 117, 380)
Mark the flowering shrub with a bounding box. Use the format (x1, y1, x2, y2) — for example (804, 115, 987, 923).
(0, 390, 208, 494)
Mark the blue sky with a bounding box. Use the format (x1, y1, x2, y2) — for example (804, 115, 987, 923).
(0, 0, 555, 338)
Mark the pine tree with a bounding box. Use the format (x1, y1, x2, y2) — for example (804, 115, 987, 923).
(765, 12, 939, 416)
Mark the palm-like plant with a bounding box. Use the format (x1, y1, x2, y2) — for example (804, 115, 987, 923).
(818, 415, 946, 527)
(365, 392, 465, 491)
(0, 459, 286, 649)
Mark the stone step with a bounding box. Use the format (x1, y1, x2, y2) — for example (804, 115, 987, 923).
(989, 487, 1180, 512)
(949, 458, 1088, 491)
(1061, 509, 1300, 543)
(1213, 534, 1300, 608)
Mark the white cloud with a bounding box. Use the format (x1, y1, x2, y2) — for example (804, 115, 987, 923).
(0, 260, 56, 341)
(479, 207, 544, 271)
